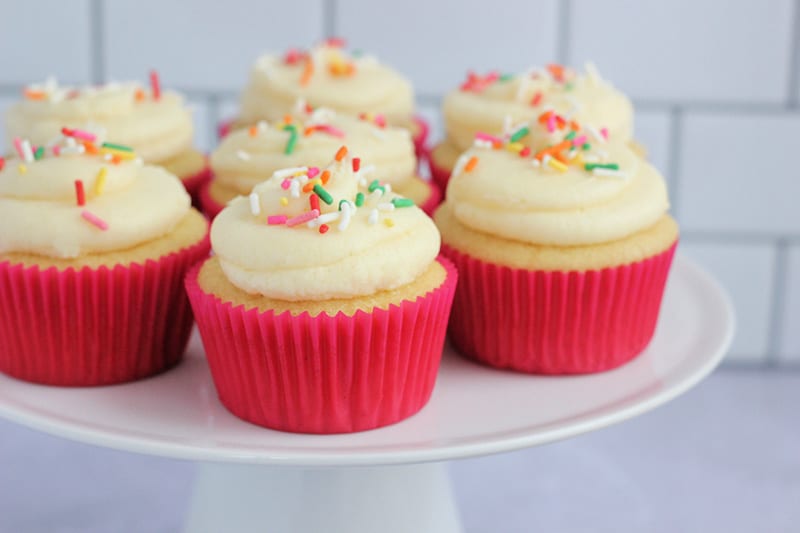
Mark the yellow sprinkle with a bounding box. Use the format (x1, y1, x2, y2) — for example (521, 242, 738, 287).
(18, 164, 26, 174)
(506, 142, 524, 153)
(571, 154, 585, 167)
(100, 148, 136, 160)
(548, 158, 568, 172)
(280, 197, 289, 206)
(94, 167, 107, 195)
(384, 218, 395, 228)
(293, 171, 306, 177)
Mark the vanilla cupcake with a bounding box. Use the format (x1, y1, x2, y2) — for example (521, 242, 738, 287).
(223, 39, 429, 156)
(187, 146, 456, 433)
(202, 107, 439, 218)
(0, 132, 209, 386)
(435, 120, 677, 374)
(5, 74, 210, 201)
(429, 64, 637, 191)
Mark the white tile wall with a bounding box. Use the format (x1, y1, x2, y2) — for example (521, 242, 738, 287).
(1, 0, 799, 369)
(680, 242, 776, 363)
(568, 0, 795, 103)
(0, 96, 17, 150)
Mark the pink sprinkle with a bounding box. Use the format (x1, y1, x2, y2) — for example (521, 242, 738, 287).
(281, 179, 291, 190)
(374, 114, 386, 128)
(267, 215, 288, 225)
(70, 129, 97, 142)
(475, 132, 503, 143)
(307, 167, 320, 179)
(573, 135, 587, 146)
(286, 209, 319, 227)
(52, 145, 61, 156)
(600, 127, 609, 140)
(81, 210, 108, 231)
(318, 125, 345, 138)
(546, 115, 556, 133)
(13, 138, 25, 160)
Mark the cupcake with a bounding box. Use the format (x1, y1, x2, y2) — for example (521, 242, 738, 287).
(429, 64, 638, 192)
(434, 120, 677, 374)
(202, 107, 439, 218)
(187, 146, 456, 433)
(0, 131, 209, 386)
(222, 39, 430, 157)
(5, 74, 210, 202)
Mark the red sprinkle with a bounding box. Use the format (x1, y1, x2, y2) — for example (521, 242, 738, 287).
(531, 92, 543, 106)
(310, 194, 320, 211)
(0, 156, 4, 172)
(319, 224, 330, 234)
(520, 146, 531, 157)
(74, 180, 86, 206)
(352, 158, 361, 172)
(324, 37, 346, 48)
(149, 70, 161, 100)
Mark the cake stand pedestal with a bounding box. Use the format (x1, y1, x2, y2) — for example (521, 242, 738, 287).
(0, 255, 733, 533)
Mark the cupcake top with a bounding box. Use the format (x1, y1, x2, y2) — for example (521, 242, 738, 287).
(5, 74, 194, 164)
(211, 146, 439, 301)
(211, 106, 416, 195)
(0, 130, 191, 259)
(239, 40, 415, 129)
(446, 120, 668, 246)
(443, 64, 633, 152)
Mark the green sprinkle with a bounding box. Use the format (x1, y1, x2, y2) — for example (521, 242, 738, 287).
(582, 143, 591, 151)
(313, 184, 333, 205)
(391, 198, 414, 208)
(368, 179, 381, 192)
(584, 163, 620, 171)
(510, 126, 530, 143)
(565, 131, 577, 141)
(282, 124, 298, 155)
(101, 142, 133, 152)
(499, 73, 514, 82)
(33, 146, 45, 160)
(338, 199, 349, 211)
(355, 192, 365, 207)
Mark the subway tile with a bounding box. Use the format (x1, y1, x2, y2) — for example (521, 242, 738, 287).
(634, 110, 671, 177)
(568, 0, 794, 103)
(677, 113, 800, 234)
(679, 241, 775, 363)
(104, 0, 325, 91)
(0, 1, 92, 85)
(0, 95, 17, 150)
(338, 0, 559, 95)
(186, 97, 213, 153)
(779, 245, 800, 362)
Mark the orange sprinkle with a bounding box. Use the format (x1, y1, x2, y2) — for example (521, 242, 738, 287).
(82, 141, 98, 155)
(248, 125, 258, 137)
(303, 125, 317, 136)
(465, 156, 479, 172)
(302, 180, 318, 193)
(283, 114, 293, 125)
(491, 140, 503, 149)
(134, 88, 146, 102)
(300, 57, 314, 86)
(547, 64, 565, 82)
(537, 110, 554, 124)
(24, 89, 46, 100)
(320, 170, 331, 184)
(535, 140, 572, 161)
(569, 120, 581, 131)
(334, 145, 348, 161)
(111, 155, 123, 165)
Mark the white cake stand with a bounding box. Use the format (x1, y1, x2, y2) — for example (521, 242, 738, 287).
(0, 255, 733, 533)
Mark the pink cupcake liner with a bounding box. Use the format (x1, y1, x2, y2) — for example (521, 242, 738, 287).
(0, 233, 210, 387)
(200, 176, 441, 221)
(180, 161, 212, 208)
(441, 241, 677, 374)
(186, 257, 458, 434)
(218, 119, 233, 139)
(427, 149, 452, 195)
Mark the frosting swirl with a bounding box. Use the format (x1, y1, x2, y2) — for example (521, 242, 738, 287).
(211, 108, 416, 195)
(0, 134, 191, 259)
(5, 77, 194, 163)
(211, 148, 439, 301)
(239, 42, 415, 129)
(446, 124, 669, 246)
(443, 65, 633, 153)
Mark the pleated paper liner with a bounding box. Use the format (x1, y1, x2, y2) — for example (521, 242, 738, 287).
(441, 241, 677, 374)
(180, 163, 213, 209)
(199, 176, 442, 220)
(0, 234, 210, 387)
(217, 115, 430, 159)
(186, 257, 458, 434)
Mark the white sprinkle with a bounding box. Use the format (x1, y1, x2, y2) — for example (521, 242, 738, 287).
(65, 136, 77, 148)
(368, 208, 379, 225)
(257, 120, 269, 132)
(531, 158, 542, 168)
(308, 211, 341, 227)
(237, 150, 251, 161)
(290, 180, 300, 198)
(377, 202, 395, 212)
(274, 166, 308, 179)
(453, 154, 469, 176)
(383, 183, 392, 194)
(338, 204, 352, 231)
(502, 115, 513, 136)
(582, 154, 601, 163)
(134, 157, 144, 166)
(587, 125, 606, 144)
(592, 168, 628, 179)
(473, 139, 493, 149)
(249, 193, 261, 216)
(356, 164, 375, 178)
(368, 189, 384, 202)
(371, 128, 387, 140)
(20, 140, 34, 162)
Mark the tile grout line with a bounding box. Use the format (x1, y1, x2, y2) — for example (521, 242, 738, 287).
(765, 240, 790, 366)
(323, 0, 337, 38)
(89, 0, 105, 83)
(786, 0, 800, 108)
(206, 93, 221, 147)
(555, 0, 572, 64)
(665, 107, 683, 215)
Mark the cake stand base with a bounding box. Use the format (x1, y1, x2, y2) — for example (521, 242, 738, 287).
(184, 462, 462, 533)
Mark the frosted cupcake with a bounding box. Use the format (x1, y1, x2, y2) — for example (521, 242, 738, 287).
(435, 120, 677, 374)
(5, 74, 210, 201)
(187, 146, 456, 433)
(429, 64, 637, 191)
(223, 39, 429, 157)
(0, 131, 209, 386)
(202, 107, 439, 218)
